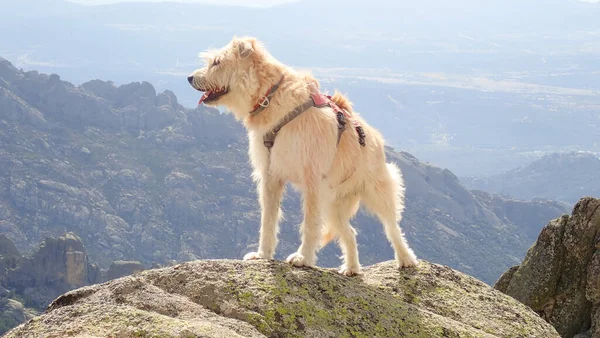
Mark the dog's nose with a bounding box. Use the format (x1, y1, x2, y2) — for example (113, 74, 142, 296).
(187, 75, 194, 84)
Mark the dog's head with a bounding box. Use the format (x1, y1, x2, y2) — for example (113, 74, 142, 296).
(188, 36, 275, 116)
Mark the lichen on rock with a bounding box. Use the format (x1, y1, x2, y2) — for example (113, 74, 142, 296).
(495, 197, 600, 338)
(5, 259, 558, 338)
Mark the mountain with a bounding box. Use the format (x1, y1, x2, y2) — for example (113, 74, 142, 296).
(3, 259, 559, 337)
(461, 151, 600, 204)
(2, 0, 600, 176)
(495, 197, 600, 338)
(0, 57, 568, 288)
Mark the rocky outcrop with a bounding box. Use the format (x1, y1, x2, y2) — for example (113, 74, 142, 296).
(0, 235, 20, 277)
(5, 259, 558, 338)
(0, 298, 37, 334)
(494, 197, 600, 338)
(0, 57, 185, 132)
(0, 233, 157, 333)
(104, 260, 145, 281)
(0, 234, 19, 256)
(5, 232, 101, 308)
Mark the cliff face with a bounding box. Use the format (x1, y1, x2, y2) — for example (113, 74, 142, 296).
(0, 233, 147, 334)
(5, 259, 558, 338)
(3, 232, 100, 309)
(495, 197, 600, 338)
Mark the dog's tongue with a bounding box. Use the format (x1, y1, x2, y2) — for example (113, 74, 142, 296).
(198, 90, 212, 105)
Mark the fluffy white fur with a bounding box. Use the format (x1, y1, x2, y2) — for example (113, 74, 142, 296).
(188, 36, 418, 276)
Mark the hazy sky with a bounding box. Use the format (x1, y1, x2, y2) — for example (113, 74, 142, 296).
(66, 0, 600, 6)
(67, 0, 600, 3)
(68, 0, 296, 6)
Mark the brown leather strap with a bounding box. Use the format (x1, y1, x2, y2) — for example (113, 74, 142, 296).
(263, 96, 316, 149)
(249, 74, 285, 116)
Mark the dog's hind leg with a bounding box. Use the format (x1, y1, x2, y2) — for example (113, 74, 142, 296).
(286, 179, 326, 268)
(326, 195, 361, 276)
(244, 176, 285, 261)
(362, 163, 418, 268)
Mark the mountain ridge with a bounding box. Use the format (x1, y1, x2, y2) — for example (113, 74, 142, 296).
(461, 151, 600, 204)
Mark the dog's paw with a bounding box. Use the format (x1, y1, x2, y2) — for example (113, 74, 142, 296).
(338, 264, 361, 277)
(243, 252, 267, 261)
(286, 252, 314, 267)
(397, 251, 419, 268)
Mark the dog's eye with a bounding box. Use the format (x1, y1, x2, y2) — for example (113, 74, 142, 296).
(212, 58, 221, 67)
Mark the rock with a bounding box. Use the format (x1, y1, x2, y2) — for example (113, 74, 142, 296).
(145, 106, 173, 130)
(494, 265, 519, 294)
(164, 171, 194, 190)
(0, 58, 21, 83)
(494, 197, 600, 338)
(0, 299, 36, 325)
(0, 234, 19, 256)
(35, 137, 50, 150)
(0, 86, 48, 129)
(80, 79, 118, 102)
(0, 286, 9, 297)
(37, 179, 81, 198)
(115, 81, 157, 108)
(164, 134, 194, 148)
(104, 260, 145, 281)
(4, 259, 558, 338)
(574, 331, 592, 338)
(6, 232, 101, 308)
(156, 90, 178, 110)
(0, 234, 21, 276)
(0, 299, 37, 335)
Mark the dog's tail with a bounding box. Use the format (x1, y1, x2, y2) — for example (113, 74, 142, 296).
(330, 90, 353, 112)
(386, 161, 406, 223)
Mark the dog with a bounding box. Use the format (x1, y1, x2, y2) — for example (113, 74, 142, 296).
(188, 36, 418, 276)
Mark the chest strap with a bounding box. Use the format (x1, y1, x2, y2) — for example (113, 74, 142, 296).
(263, 92, 365, 150)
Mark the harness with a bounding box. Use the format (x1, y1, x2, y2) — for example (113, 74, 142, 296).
(251, 76, 366, 152)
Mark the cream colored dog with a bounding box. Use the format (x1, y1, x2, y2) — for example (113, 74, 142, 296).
(188, 36, 418, 276)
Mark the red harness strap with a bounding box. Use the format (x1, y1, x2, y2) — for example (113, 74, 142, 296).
(311, 92, 366, 147)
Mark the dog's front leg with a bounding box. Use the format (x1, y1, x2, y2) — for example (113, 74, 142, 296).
(244, 175, 284, 261)
(286, 185, 322, 267)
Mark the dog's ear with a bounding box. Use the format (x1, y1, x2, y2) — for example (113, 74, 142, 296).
(238, 40, 254, 59)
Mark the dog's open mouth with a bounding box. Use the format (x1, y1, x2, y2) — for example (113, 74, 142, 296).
(197, 87, 229, 105)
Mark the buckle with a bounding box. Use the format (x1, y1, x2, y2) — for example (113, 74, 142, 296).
(258, 96, 270, 108)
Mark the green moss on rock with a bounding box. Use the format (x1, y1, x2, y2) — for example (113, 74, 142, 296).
(4, 259, 559, 338)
